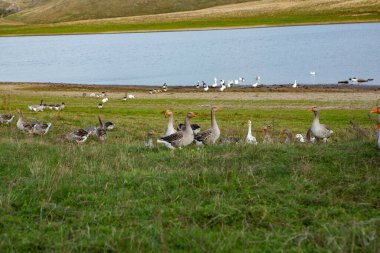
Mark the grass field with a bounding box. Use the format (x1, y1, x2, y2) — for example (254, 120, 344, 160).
(1, 0, 379, 36)
(0, 83, 379, 251)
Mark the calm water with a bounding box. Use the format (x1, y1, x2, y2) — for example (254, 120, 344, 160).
(0, 23, 379, 86)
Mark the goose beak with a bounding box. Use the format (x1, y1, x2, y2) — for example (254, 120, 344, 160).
(371, 107, 378, 113)
(191, 113, 197, 118)
(164, 111, 169, 117)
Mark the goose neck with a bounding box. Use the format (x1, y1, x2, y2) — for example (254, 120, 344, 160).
(211, 109, 218, 128)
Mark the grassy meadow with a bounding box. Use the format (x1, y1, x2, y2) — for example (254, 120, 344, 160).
(0, 85, 379, 252)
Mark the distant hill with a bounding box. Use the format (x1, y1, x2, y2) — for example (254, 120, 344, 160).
(3, 0, 257, 23)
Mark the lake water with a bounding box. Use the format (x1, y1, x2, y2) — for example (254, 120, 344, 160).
(0, 23, 379, 86)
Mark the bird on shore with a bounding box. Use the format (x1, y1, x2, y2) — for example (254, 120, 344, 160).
(163, 110, 177, 137)
(0, 114, 15, 125)
(194, 106, 220, 146)
(219, 81, 226, 92)
(292, 80, 298, 88)
(252, 82, 258, 88)
(101, 97, 109, 104)
(196, 81, 200, 89)
(96, 115, 107, 141)
(98, 103, 103, 109)
(212, 77, 218, 88)
(234, 79, 239, 86)
(157, 112, 197, 149)
(203, 81, 209, 91)
(162, 83, 168, 92)
(245, 120, 257, 145)
(309, 106, 333, 142)
(370, 105, 380, 149)
(227, 80, 233, 88)
(52, 102, 65, 111)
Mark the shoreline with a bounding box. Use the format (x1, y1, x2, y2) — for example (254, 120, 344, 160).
(1, 20, 379, 37)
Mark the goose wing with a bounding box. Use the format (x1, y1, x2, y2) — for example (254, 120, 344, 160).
(159, 131, 183, 145)
(0, 114, 13, 120)
(194, 128, 212, 143)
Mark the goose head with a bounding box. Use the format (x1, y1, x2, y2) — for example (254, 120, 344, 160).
(211, 106, 219, 112)
(164, 110, 173, 118)
(308, 106, 318, 112)
(371, 106, 379, 114)
(187, 112, 197, 118)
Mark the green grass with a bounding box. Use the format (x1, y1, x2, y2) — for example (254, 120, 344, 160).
(1, 8, 380, 36)
(0, 90, 379, 251)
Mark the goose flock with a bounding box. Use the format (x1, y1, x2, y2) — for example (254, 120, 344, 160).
(1, 104, 379, 149)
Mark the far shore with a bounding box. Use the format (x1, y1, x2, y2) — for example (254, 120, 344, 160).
(0, 20, 379, 37)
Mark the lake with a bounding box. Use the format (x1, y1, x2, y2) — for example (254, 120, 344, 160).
(0, 23, 379, 86)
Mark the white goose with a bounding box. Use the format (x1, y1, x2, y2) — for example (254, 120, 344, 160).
(227, 80, 233, 88)
(203, 82, 209, 91)
(219, 82, 226, 92)
(252, 82, 258, 88)
(245, 120, 257, 145)
(371, 105, 380, 149)
(194, 106, 220, 146)
(28, 100, 44, 112)
(212, 77, 218, 88)
(98, 103, 103, 109)
(163, 110, 177, 137)
(0, 114, 15, 125)
(102, 97, 109, 104)
(157, 112, 197, 149)
(292, 80, 298, 88)
(309, 106, 333, 142)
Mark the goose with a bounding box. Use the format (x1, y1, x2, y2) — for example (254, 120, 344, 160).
(98, 103, 103, 109)
(282, 129, 293, 143)
(234, 79, 239, 86)
(239, 77, 245, 83)
(306, 128, 316, 143)
(157, 112, 197, 149)
(104, 121, 114, 131)
(252, 82, 258, 88)
(32, 121, 52, 135)
(262, 126, 273, 144)
(338, 80, 349, 84)
(53, 102, 65, 111)
(295, 133, 305, 143)
(101, 97, 108, 104)
(177, 123, 201, 134)
(0, 114, 15, 124)
(162, 83, 168, 92)
(28, 100, 44, 112)
(66, 128, 90, 144)
(194, 106, 220, 146)
(145, 130, 154, 148)
(309, 106, 333, 142)
(219, 82, 226, 92)
(16, 109, 34, 134)
(370, 105, 380, 149)
(212, 77, 218, 88)
(96, 115, 107, 141)
(292, 80, 297, 88)
(227, 80, 233, 88)
(123, 92, 128, 101)
(163, 110, 177, 137)
(203, 82, 209, 91)
(245, 120, 257, 145)
(127, 94, 135, 99)
(256, 76, 261, 81)
(196, 81, 200, 89)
